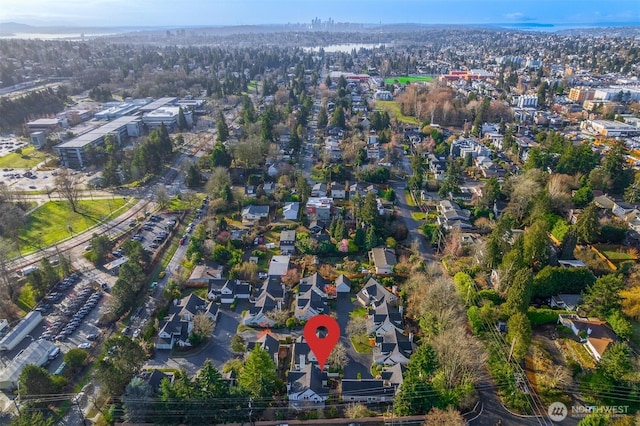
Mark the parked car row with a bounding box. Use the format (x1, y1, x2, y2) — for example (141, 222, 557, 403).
(35, 273, 80, 314)
(53, 291, 102, 341)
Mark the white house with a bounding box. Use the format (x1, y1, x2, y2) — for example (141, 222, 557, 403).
(287, 364, 329, 408)
(335, 275, 351, 293)
(283, 202, 300, 221)
(330, 181, 346, 199)
(558, 314, 618, 361)
(369, 247, 397, 275)
(241, 205, 269, 223)
(156, 294, 218, 350)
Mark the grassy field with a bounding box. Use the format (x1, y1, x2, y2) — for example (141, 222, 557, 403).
(375, 100, 421, 125)
(0, 145, 48, 168)
(384, 75, 434, 85)
(15, 198, 128, 254)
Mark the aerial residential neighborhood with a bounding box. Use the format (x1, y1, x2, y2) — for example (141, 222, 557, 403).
(0, 7, 639, 426)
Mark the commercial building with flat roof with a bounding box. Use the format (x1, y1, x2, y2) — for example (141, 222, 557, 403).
(580, 119, 640, 137)
(54, 116, 140, 169)
(0, 340, 55, 389)
(0, 311, 42, 351)
(139, 97, 177, 113)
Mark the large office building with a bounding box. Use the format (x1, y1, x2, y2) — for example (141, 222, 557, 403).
(54, 116, 141, 169)
(580, 119, 640, 137)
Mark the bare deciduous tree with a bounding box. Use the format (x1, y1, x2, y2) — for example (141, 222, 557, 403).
(345, 403, 373, 419)
(422, 407, 466, 426)
(431, 324, 486, 390)
(327, 342, 348, 370)
(55, 169, 80, 212)
(265, 309, 291, 326)
(192, 312, 215, 338)
(155, 184, 169, 209)
(346, 315, 367, 337)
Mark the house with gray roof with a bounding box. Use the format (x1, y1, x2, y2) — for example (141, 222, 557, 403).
(244, 277, 286, 327)
(287, 364, 329, 408)
(156, 294, 218, 350)
(295, 273, 329, 321)
(241, 205, 270, 223)
(373, 328, 415, 366)
(246, 332, 281, 367)
(357, 278, 397, 308)
(369, 247, 397, 275)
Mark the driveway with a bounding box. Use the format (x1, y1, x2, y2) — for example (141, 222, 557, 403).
(336, 293, 372, 380)
(146, 304, 242, 375)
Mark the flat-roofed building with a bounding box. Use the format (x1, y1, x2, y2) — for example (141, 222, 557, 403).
(0, 340, 55, 389)
(54, 116, 140, 169)
(26, 118, 63, 133)
(0, 311, 43, 351)
(138, 97, 177, 113)
(580, 119, 640, 137)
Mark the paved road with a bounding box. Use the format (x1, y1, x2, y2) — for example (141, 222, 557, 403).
(145, 303, 243, 375)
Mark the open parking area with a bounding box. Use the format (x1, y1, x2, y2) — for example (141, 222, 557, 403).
(0, 272, 110, 379)
(0, 136, 28, 157)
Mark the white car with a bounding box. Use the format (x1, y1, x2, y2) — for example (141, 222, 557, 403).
(78, 343, 91, 349)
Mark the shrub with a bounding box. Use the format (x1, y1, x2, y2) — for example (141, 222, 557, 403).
(527, 307, 561, 326)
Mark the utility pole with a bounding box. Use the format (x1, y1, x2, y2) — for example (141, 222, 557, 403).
(508, 336, 517, 362)
(248, 397, 254, 426)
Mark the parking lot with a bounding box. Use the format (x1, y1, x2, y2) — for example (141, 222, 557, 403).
(0, 166, 99, 192)
(106, 212, 182, 265)
(0, 136, 28, 157)
(0, 272, 110, 377)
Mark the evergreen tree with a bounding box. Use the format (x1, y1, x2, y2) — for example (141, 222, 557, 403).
(365, 226, 377, 250)
(238, 345, 278, 398)
(216, 112, 229, 143)
(317, 106, 328, 129)
(211, 143, 232, 168)
(330, 106, 346, 129)
(575, 203, 600, 244)
(177, 107, 188, 130)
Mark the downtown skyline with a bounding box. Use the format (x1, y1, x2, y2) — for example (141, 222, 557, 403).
(0, 0, 639, 28)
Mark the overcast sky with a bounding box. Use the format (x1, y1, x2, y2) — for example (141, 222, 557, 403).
(0, 0, 638, 27)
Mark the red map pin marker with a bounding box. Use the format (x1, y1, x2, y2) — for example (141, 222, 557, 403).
(303, 314, 340, 371)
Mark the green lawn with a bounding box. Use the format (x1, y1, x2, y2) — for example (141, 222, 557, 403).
(16, 283, 37, 311)
(15, 198, 128, 254)
(0, 145, 48, 168)
(411, 212, 426, 221)
(375, 100, 421, 125)
(384, 75, 435, 85)
(350, 335, 373, 354)
(602, 250, 634, 260)
(350, 306, 368, 319)
(405, 192, 417, 207)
